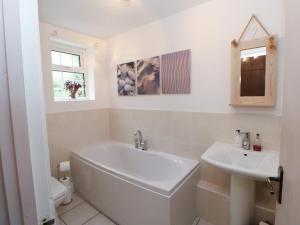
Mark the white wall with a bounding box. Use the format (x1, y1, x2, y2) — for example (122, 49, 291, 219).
(108, 0, 284, 115)
(40, 22, 109, 113)
(40, 0, 285, 115)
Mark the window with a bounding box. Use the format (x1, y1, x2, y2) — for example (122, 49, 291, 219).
(51, 43, 88, 101)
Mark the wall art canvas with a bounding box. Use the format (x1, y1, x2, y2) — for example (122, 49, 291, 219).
(117, 62, 136, 96)
(161, 49, 191, 94)
(137, 56, 160, 95)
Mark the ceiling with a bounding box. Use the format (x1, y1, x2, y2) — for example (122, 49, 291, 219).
(38, 0, 205, 38)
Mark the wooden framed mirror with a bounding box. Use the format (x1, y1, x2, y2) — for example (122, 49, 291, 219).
(230, 16, 277, 107)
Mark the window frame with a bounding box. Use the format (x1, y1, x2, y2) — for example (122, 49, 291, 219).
(50, 42, 89, 101)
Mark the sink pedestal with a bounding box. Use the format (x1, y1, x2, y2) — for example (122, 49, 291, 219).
(230, 175, 255, 225)
(201, 142, 279, 225)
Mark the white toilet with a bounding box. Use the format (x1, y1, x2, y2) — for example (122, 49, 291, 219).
(51, 176, 67, 208)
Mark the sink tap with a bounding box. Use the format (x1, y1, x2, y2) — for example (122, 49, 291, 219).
(134, 130, 142, 148)
(241, 132, 251, 150)
(134, 130, 148, 151)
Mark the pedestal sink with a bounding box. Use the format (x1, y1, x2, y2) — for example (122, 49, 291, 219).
(201, 142, 279, 225)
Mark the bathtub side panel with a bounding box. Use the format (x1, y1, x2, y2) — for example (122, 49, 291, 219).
(71, 155, 171, 225)
(170, 168, 200, 225)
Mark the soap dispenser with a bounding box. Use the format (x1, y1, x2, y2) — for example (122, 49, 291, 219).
(253, 133, 262, 152)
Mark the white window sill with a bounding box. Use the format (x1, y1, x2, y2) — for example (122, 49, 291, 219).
(54, 97, 95, 102)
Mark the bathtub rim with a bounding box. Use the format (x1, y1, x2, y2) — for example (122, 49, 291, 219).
(71, 153, 200, 198)
(71, 141, 200, 196)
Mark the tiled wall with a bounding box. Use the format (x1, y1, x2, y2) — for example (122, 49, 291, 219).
(109, 108, 281, 160)
(109, 108, 281, 154)
(47, 107, 281, 189)
(46, 109, 109, 176)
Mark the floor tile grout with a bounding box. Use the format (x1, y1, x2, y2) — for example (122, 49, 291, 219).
(99, 211, 118, 225)
(59, 199, 101, 225)
(81, 212, 100, 225)
(60, 217, 67, 225)
(90, 209, 118, 225)
(58, 200, 85, 217)
(58, 196, 119, 225)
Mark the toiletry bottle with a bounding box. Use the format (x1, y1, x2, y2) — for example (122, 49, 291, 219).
(234, 130, 242, 148)
(253, 133, 262, 152)
(242, 132, 250, 150)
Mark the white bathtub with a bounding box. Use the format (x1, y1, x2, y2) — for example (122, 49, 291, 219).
(71, 141, 200, 225)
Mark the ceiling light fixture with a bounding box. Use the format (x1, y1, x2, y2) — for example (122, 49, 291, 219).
(120, 0, 131, 7)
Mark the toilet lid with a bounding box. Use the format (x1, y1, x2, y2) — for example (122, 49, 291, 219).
(51, 177, 67, 200)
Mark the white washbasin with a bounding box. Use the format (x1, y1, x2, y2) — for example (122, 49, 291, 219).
(201, 142, 279, 180)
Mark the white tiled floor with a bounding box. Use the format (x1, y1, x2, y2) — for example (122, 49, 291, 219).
(58, 193, 116, 225)
(58, 193, 212, 225)
(58, 193, 85, 215)
(84, 214, 116, 225)
(59, 218, 66, 225)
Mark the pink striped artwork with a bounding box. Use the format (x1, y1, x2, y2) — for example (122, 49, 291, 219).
(161, 49, 191, 94)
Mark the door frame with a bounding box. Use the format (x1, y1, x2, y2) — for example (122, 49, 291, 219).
(0, 0, 23, 224)
(274, 0, 300, 223)
(1, 0, 54, 224)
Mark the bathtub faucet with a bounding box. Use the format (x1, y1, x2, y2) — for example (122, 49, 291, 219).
(134, 130, 148, 151)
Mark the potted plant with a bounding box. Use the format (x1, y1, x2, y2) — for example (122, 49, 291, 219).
(64, 80, 82, 99)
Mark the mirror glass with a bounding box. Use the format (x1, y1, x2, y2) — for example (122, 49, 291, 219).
(240, 47, 266, 96)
